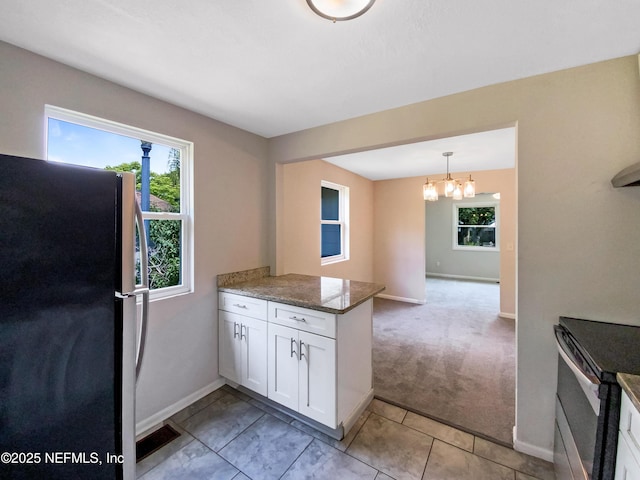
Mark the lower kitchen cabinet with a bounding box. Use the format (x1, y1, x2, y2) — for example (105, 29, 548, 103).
(219, 310, 268, 396)
(219, 291, 374, 436)
(615, 434, 640, 480)
(267, 322, 336, 427)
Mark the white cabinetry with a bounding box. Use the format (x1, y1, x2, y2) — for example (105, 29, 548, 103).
(218, 291, 374, 436)
(615, 390, 640, 480)
(267, 300, 371, 432)
(268, 320, 336, 427)
(218, 293, 268, 396)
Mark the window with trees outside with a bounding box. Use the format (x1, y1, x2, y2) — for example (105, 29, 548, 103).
(453, 202, 499, 251)
(45, 105, 193, 300)
(321, 180, 349, 264)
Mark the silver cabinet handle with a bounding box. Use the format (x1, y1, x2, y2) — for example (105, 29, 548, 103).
(289, 315, 306, 322)
(290, 337, 298, 359)
(233, 322, 239, 339)
(240, 324, 247, 340)
(300, 340, 309, 407)
(233, 303, 248, 309)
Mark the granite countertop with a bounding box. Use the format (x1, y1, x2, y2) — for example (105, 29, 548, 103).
(218, 273, 385, 314)
(618, 373, 640, 413)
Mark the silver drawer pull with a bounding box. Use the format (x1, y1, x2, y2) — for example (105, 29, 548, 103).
(233, 303, 248, 309)
(289, 315, 306, 322)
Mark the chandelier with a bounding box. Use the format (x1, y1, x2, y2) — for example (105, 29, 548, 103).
(306, 0, 376, 22)
(423, 152, 476, 201)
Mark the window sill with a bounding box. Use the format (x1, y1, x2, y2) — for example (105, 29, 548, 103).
(321, 255, 348, 266)
(452, 246, 500, 252)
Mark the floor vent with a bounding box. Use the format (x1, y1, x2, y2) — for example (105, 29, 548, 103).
(136, 424, 181, 463)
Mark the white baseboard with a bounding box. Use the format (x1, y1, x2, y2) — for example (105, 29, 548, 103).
(499, 312, 516, 320)
(512, 426, 554, 462)
(342, 388, 374, 435)
(426, 273, 500, 283)
(135, 377, 226, 438)
(375, 293, 425, 304)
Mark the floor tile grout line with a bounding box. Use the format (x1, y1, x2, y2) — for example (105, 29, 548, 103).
(176, 389, 227, 423)
(188, 437, 245, 479)
(374, 394, 514, 449)
(145, 422, 249, 479)
(472, 438, 546, 477)
(137, 437, 198, 479)
(276, 436, 316, 480)
(284, 410, 383, 473)
(203, 409, 266, 455)
(340, 413, 434, 480)
(341, 410, 372, 450)
(399, 416, 476, 453)
(438, 438, 523, 477)
(421, 436, 436, 479)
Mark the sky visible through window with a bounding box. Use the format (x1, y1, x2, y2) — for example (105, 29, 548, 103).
(47, 118, 173, 173)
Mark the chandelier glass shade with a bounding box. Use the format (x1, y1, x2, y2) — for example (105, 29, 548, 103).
(306, 0, 376, 22)
(423, 152, 476, 202)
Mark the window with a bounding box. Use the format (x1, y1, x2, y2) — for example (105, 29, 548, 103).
(453, 202, 499, 251)
(45, 105, 193, 300)
(321, 180, 349, 264)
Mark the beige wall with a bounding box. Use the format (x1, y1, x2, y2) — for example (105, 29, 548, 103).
(373, 176, 427, 302)
(0, 41, 270, 430)
(269, 56, 640, 457)
(279, 159, 374, 281)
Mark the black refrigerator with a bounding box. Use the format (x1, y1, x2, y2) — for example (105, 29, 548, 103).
(0, 153, 149, 479)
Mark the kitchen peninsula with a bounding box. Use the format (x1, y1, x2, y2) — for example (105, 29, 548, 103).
(217, 268, 385, 439)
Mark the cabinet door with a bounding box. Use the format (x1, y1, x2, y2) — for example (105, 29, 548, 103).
(219, 311, 242, 384)
(268, 323, 299, 411)
(298, 331, 336, 428)
(615, 434, 640, 480)
(241, 316, 268, 396)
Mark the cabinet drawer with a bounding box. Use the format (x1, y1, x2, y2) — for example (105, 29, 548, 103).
(268, 301, 336, 338)
(219, 292, 267, 320)
(620, 391, 640, 465)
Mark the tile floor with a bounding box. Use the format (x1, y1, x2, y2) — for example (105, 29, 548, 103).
(137, 385, 555, 480)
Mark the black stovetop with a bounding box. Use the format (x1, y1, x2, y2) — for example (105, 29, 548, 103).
(559, 316, 640, 382)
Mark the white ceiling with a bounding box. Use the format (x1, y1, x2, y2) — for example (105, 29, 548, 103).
(324, 127, 516, 180)
(1, 1, 638, 179)
(1, 0, 639, 141)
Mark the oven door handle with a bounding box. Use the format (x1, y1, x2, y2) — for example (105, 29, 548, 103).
(555, 326, 601, 416)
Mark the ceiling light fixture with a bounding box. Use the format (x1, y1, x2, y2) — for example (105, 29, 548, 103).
(423, 152, 476, 202)
(306, 0, 376, 22)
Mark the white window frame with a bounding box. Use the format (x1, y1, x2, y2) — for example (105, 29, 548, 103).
(44, 104, 194, 301)
(320, 180, 349, 265)
(452, 201, 500, 252)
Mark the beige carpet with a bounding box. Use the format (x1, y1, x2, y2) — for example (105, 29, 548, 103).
(372, 277, 515, 446)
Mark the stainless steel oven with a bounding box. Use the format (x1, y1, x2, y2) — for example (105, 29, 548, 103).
(554, 317, 640, 480)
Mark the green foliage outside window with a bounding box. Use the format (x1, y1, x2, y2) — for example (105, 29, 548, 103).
(457, 207, 495, 226)
(147, 219, 181, 289)
(106, 148, 181, 289)
(457, 206, 497, 248)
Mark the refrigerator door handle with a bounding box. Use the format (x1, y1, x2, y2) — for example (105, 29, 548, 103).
(135, 199, 150, 382)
